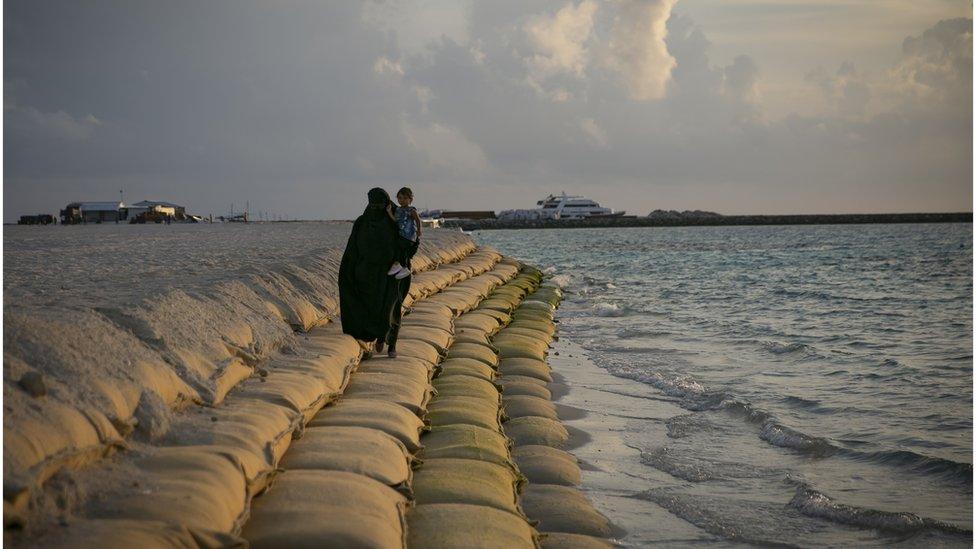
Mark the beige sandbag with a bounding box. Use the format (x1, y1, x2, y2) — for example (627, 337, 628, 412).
(438, 358, 496, 381)
(446, 342, 498, 367)
(407, 503, 536, 549)
(495, 337, 549, 362)
(300, 331, 363, 362)
(432, 376, 501, 404)
(472, 308, 512, 325)
(508, 319, 557, 338)
(342, 373, 433, 415)
(513, 309, 555, 322)
(496, 377, 552, 400)
(498, 358, 553, 382)
(503, 395, 558, 420)
(357, 355, 435, 386)
(309, 399, 426, 452)
(89, 447, 248, 534)
(397, 325, 453, 353)
(393, 339, 442, 364)
(512, 445, 581, 486)
(413, 458, 523, 514)
(504, 416, 569, 448)
(541, 533, 613, 548)
(427, 290, 480, 314)
(520, 484, 612, 537)
(453, 328, 494, 347)
(237, 371, 335, 424)
(271, 353, 355, 395)
(454, 313, 501, 334)
(418, 424, 514, 470)
(408, 301, 456, 320)
(427, 396, 504, 431)
(243, 470, 408, 549)
(36, 518, 244, 549)
(401, 312, 453, 333)
(501, 326, 555, 344)
(279, 426, 413, 492)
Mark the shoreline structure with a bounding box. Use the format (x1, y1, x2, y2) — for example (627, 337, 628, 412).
(447, 211, 972, 231)
(5, 226, 614, 547)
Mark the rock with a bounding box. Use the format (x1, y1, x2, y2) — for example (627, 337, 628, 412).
(18, 372, 46, 397)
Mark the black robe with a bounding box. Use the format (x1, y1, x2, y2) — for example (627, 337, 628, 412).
(338, 206, 400, 342)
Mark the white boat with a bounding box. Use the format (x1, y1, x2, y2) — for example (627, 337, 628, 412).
(533, 192, 624, 220)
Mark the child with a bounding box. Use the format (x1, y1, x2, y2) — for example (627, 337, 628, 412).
(386, 187, 422, 279)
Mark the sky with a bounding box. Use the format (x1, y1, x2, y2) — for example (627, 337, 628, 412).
(3, 0, 972, 221)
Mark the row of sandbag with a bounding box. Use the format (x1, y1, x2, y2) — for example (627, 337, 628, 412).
(498, 283, 615, 549)
(2, 237, 488, 534)
(15, 249, 509, 547)
(239, 258, 523, 548)
(405, 266, 549, 548)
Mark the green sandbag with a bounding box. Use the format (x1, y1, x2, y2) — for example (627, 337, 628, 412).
(309, 399, 426, 452)
(438, 359, 496, 382)
(432, 376, 502, 403)
(508, 319, 556, 338)
(413, 458, 524, 513)
(518, 300, 556, 314)
(503, 395, 558, 420)
(477, 298, 518, 313)
(472, 308, 511, 325)
(512, 445, 581, 486)
(512, 309, 555, 322)
(243, 470, 408, 548)
(541, 533, 614, 548)
(417, 424, 514, 470)
(519, 484, 612, 537)
(496, 377, 552, 400)
(446, 342, 499, 367)
(454, 313, 501, 334)
(504, 416, 569, 447)
(427, 396, 504, 431)
(406, 503, 537, 549)
(498, 358, 552, 382)
(279, 426, 413, 492)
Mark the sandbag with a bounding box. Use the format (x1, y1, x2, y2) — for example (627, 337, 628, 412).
(418, 424, 515, 471)
(495, 337, 549, 362)
(512, 445, 581, 486)
(271, 353, 355, 395)
(438, 358, 497, 382)
(407, 503, 536, 549)
(513, 309, 555, 322)
(541, 533, 613, 548)
(413, 458, 524, 514)
(504, 416, 569, 447)
(243, 470, 408, 548)
(508, 319, 556, 338)
(279, 425, 413, 492)
(498, 358, 552, 382)
(397, 325, 453, 353)
(501, 326, 555, 344)
(427, 396, 504, 431)
(432, 376, 501, 404)
(237, 371, 336, 424)
(518, 300, 556, 314)
(308, 399, 426, 452)
(342, 372, 433, 415)
(88, 447, 248, 534)
(472, 308, 511, 325)
(496, 377, 552, 400)
(453, 328, 494, 347)
(454, 313, 502, 334)
(476, 297, 518, 313)
(393, 339, 442, 364)
(408, 301, 456, 321)
(520, 484, 612, 537)
(503, 395, 558, 420)
(36, 518, 244, 549)
(357, 356, 435, 386)
(446, 342, 498, 367)
(402, 310, 454, 332)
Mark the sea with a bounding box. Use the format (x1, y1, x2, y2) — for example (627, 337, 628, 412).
(474, 223, 973, 546)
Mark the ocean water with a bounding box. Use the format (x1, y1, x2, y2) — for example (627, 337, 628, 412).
(475, 223, 973, 546)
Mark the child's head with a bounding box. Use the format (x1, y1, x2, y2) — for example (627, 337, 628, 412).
(396, 187, 414, 207)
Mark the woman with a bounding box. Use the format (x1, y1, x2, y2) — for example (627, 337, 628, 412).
(338, 188, 407, 357)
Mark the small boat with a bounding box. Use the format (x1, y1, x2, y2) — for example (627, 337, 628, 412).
(534, 192, 624, 220)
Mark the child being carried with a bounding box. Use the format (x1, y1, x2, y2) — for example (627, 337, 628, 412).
(387, 186, 422, 279)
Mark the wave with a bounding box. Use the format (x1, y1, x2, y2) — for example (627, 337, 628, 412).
(759, 422, 838, 457)
(789, 482, 972, 536)
(591, 302, 628, 317)
(616, 327, 671, 339)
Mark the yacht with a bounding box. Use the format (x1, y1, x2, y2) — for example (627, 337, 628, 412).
(534, 192, 624, 220)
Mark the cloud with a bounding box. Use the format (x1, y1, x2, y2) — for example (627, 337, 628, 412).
(889, 18, 972, 104)
(605, 0, 678, 100)
(524, 0, 599, 88)
(579, 117, 609, 148)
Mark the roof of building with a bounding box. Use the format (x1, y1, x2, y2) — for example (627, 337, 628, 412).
(68, 202, 123, 211)
(130, 200, 184, 208)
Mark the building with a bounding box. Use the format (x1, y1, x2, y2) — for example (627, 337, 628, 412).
(128, 200, 186, 220)
(440, 210, 497, 220)
(60, 202, 125, 224)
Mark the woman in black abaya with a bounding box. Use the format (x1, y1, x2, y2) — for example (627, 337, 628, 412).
(338, 188, 409, 357)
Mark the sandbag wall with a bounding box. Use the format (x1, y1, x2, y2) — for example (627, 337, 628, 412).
(498, 282, 616, 549)
(406, 262, 545, 548)
(239, 256, 521, 547)
(12, 247, 504, 547)
(3, 229, 475, 534)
